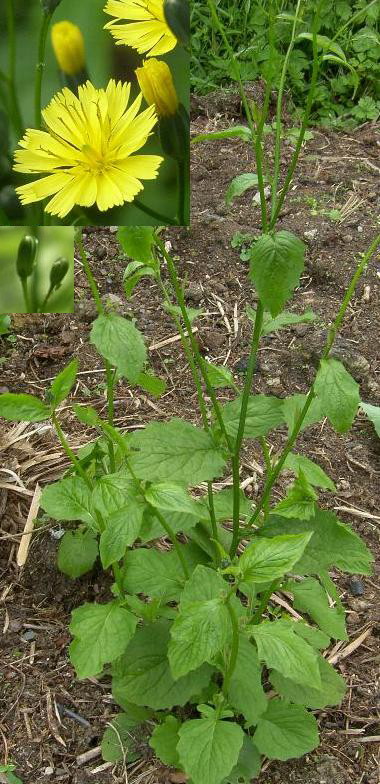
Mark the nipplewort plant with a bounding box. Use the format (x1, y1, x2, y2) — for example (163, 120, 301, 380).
(1, 5, 380, 783)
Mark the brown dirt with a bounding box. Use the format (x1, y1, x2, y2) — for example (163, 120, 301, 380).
(0, 102, 379, 783)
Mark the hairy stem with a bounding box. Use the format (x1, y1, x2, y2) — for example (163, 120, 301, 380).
(52, 413, 92, 488)
(178, 151, 190, 225)
(77, 233, 116, 471)
(247, 231, 380, 528)
(134, 198, 179, 226)
(155, 235, 234, 454)
(20, 278, 31, 312)
(222, 599, 240, 697)
(230, 303, 264, 558)
(270, 0, 303, 222)
(251, 579, 279, 625)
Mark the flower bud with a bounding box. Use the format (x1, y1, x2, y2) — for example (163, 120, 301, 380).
(50, 257, 69, 289)
(16, 235, 39, 280)
(163, 0, 190, 45)
(40, 0, 62, 14)
(51, 21, 86, 77)
(136, 59, 179, 118)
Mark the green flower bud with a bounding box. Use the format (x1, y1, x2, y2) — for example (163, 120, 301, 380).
(40, 0, 62, 13)
(16, 235, 39, 280)
(50, 257, 69, 289)
(164, 0, 190, 45)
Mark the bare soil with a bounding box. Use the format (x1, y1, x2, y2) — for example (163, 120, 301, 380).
(0, 101, 379, 784)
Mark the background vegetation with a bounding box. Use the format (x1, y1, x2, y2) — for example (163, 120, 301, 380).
(191, 0, 380, 128)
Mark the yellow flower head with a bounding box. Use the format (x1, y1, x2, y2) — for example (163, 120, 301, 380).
(14, 80, 163, 218)
(51, 21, 85, 76)
(104, 0, 177, 56)
(136, 58, 178, 117)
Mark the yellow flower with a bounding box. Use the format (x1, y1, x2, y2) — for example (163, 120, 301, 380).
(51, 21, 85, 76)
(136, 58, 178, 117)
(104, 0, 177, 56)
(14, 80, 163, 218)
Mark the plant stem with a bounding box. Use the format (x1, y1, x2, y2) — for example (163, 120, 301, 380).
(269, 4, 322, 229)
(270, 0, 303, 222)
(222, 599, 240, 697)
(148, 507, 190, 579)
(230, 302, 264, 558)
(134, 199, 179, 226)
(20, 278, 31, 312)
(77, 233, 116, 471)
(6, 0, 24, 138)
(246, 231, 380, 528)
(52, 413, 92, 488)
(39, 285, 54, 313)
(205, 0, 269, 228)
(178, 152, 190, 225)
(156, 270, 220, 562)
(155, 236, 234, 454)
(35, 10, 52, 130)
(250, 579, 279, 625)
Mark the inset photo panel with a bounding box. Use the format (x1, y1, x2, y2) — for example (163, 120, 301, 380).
(0, 227, 74, 313)
(0, 0, 189, 227)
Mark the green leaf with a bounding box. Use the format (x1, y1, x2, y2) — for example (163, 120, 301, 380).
(73, 404, 100, 426)
(361, 402, 380, 437)
(117, 226, 156, 264)
(192, 126, 252, 144)
(250, 620, 321, 689)
(100, 503, 145, 569)
(274, 473, 317, 520)
(249, 231, 305, 317)
(286, 577, 347, 640)
(259, 509, 373, 575)
(314, 358, 359, 433)
(49, 359, 78, 407)
(145, 482, 204, 518)
(226, 173, 259, 206)
(180, 564, 227, 605)
(220, 395, 285, 440)
(149, 715, 181, 767)
(247, 306, 317, 336)
(202, 360, 236, 389)
(123, 547, 185, 600)
(270, 653, 346, 709)
(169, 598, 230, 678)
(253, 699, 319, 760)
(283, 453, 335, 490)
(69, 602, 137, 678)
(123, 261, 156, 298)
(57, 529, 98, 578)
(293, 622, 330, 650)
(177, 711, 244, 784)
(239, 533, 312, 584)
(91, 472, 141, 518)
(90, 313, 146, 383)
(297, 32, 346, 60)
(164, 302, 204, 324)
(41, 477, 96, 528)
(112, 621, 212, 710)
(136, 371, 166, 398)
(0, 393, 50, 422)
(282, 393, 324, 434)
(228, 635, 267, 723)
(130, 418, 226, 483)
(101, 713, 140, 763)
(223, 734, 261, 783)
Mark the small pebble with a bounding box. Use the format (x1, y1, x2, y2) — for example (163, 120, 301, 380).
(44, 767, 54, 776)
(348, 576, 364, 596)
(304, 228, 318, 241)
(94, 246, 107, 260)
(21, 630, 37, 642)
